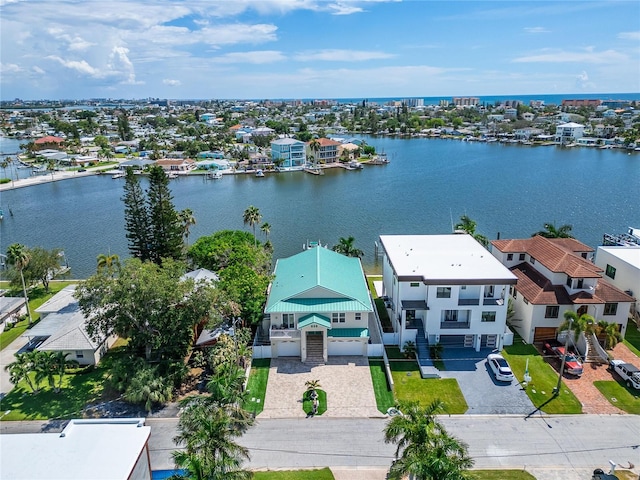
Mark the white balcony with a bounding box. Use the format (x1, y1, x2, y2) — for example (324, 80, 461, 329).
(269, 326, 301, 339)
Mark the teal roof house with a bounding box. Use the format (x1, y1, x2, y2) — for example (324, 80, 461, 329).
(264, 246, 374, 363)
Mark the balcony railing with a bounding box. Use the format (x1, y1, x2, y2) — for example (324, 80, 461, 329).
(458, 298, 480, 306)
(269, 326, 301, 339)
(440, 321, 471, 329)
(483, 298, 504, 306)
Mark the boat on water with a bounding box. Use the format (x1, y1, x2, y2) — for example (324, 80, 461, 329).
(255, 169, 265, 177)
(304, 166, 324, 175)
(602, 227, 640, 246)
(112, 172, 125, 179)
(347, 161, 363, 170)
(368, 152, 390, 165)
(206, 171, 223, 180)
(168, 172, 179, 179)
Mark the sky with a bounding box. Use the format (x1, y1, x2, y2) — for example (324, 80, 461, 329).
(1, 0, 639, 101)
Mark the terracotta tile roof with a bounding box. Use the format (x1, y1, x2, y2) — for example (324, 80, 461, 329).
(35, 135, 64, 144)
(492, 236, 601, 277)
(511, 263, 572, 305)
(593, 280, 636, 303)
(317, 138, 341, 147)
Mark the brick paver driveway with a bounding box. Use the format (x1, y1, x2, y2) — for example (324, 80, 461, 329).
(259, 356, 383, 419)
(560, 343, 639, 414)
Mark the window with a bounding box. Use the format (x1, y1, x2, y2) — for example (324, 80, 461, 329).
(605, 264, 616, 279)
(507, 254, 513, 261)
(75, 351, 84, 359)
(332, 312, 346, 323)
(530, 256, 536, 264)
(484, 286, 494, 298)
(566, 276, 572, 288)
(519, 253, 525, 261)
(443, 310, 458, 321)
(436, 287, 451, 298)
(545, 306, 559, 318)
(513, 290, 517, 299)
(523, 297, 529, 304)
(282, 313, 295, 328)
(577, 278, 584, 289)
(481, 311, 496, 322)
(355, 312, 362, 321)
(410, 282, 419, 287)
(461, 285, 467, 290)
(604, 303, 618, 316)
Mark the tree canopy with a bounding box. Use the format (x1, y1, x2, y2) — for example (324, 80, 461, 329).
(531, 222, 574, 239)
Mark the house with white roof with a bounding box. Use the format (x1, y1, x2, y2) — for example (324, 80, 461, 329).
(263, 246, 375, 362)
(594, 245, 640, 322)
(491, 236, 635, 344)
(0, 418, 152, 480)
(379, 234, 517, 356)
(555, 122, 585, 145)
(270, 137, 306, 170)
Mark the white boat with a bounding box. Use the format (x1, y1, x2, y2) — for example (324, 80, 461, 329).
(168, 172, 179, 179)
(112, 173, 125, 179)
(208, 171, 222, 179)
(347, 161, 363, 170)
(255, 169, 265, 177)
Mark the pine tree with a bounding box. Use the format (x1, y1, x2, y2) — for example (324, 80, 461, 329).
(122, 168, 152, 261)
(147, 165, 183, 263)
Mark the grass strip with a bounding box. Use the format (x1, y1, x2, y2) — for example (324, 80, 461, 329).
(244, 358, 270, 415)
(369, 359, 395, 413)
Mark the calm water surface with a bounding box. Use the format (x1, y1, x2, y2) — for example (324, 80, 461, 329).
(1, 136, 639, 278)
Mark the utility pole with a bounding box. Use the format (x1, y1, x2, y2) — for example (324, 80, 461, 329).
(553, 318, 573, 396)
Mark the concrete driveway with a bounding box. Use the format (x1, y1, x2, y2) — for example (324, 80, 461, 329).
(437, 347, 535, 415)
(260, 356, 383, 419)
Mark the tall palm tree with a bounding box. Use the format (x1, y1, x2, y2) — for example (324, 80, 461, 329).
(454, 215, 488, 248)
(309, 138, 321, 165)
(96, 253, 121, 276)
(332, 236, 364, 258)
(559, 311, 595, 341)
(384, 400, 473, 480)
(260, 222, 271, 241)
(532, 222, 574, 238)
(179, 208, 197, 247)
(242, 206, 262, 247)
(6, 243, 33, 324)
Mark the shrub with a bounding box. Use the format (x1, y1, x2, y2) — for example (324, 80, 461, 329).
(0, 178, 11, 184)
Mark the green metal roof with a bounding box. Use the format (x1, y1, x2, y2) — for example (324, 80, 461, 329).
(265, 247, 373, 314)
(297, 313, 331, 330)
(327, 328, 369, 338)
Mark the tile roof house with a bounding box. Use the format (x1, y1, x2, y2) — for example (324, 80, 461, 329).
(155, 158, 196, 172)
(312, 138, 341, 163)
(263, 246, 374, 362)
(491, 236, 635, 344)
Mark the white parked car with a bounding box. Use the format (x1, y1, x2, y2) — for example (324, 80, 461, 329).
(487, 353, 514, 382)
(609, 359, 640, 390)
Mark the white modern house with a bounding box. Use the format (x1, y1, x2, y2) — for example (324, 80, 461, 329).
(491, 236, 635, 344)
(0, 418, 152, 480)
(262, 246, 375, 362)
(378, 234, 517, 353)
(554, 122, 585, 145)
(594, 245, 640, 321)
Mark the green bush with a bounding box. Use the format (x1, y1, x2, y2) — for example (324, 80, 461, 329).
(0, 178, 11, 184)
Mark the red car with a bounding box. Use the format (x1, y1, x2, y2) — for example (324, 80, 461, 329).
(543, 340, 583, 376)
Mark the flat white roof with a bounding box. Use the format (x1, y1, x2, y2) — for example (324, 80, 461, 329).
(0, 418, 151, 480)
(597, 246, 640, 268)
(380, 234, 517, 284)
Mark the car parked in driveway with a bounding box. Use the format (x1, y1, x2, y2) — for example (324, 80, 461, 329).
(487, 353, 514, 382)
(543, 339, 583, 377)
(609, 359, 640, 390)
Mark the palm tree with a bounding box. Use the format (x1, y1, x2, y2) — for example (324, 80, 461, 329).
(6, 243, 33, 324)
(5, 353, 37, 393)
(332, 236, 364, 258)
(309, 138, 321, 165)
(179, 208, 197, 247)
(532, 222, 574, 238)
(454, 215, 488, 248)
(559, 311, 595, 342)
(384, 400, 473, 480)
(597, 321, 623, 349)
(260, 222, 271, 242)
(242, 206, 262, 247)
(96, 253, 121, 276)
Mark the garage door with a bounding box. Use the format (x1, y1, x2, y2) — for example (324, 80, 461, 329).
(328, 339, 363, 356)
(276, 340, 300, 357)
(534, 327, 557, 343)
(438, 335, 466, 347)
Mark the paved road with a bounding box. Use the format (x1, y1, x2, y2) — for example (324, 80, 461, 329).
(3, 415, 639, 479)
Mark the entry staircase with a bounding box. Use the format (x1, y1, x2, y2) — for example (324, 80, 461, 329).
(585, 333, 608, 365)
(415, 319, 440, 378)
(305, 335, 325, 365)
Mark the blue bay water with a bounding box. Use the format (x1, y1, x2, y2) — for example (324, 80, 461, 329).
(1, 136, 639, 279)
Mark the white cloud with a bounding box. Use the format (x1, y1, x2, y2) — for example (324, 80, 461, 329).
(575, 70, 595, 90)
(47, 56, 103, 77)
(212, 51, 286, 64)
(327, 2, 364, 15)
(524, 26, 549, 34)
(0, 62, 23, 74)
(618, 31, 640, 41)
(32, 66, 45, 75)
(163, 79, 181, 86)
(513, 49, 627, 64)
(294, 49, 394, 62)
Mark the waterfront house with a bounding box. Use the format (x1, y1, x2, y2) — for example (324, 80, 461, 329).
(491, 236, 634, 344)
(555, 122, 585, 145)
(0, 296, 27, 330)
(379, 234, 517, 353)
(270, 137, 306, 169)
(313, 138, 341, 163)
(594, 245, 639, 322)
(263, 246, 374, 362)
(118, 158, 156, 171)
(155, 158, 196, 172)
(34, 135, 64, 150)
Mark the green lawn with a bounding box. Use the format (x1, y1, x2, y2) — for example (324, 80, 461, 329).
(0, 281, 75, 351)
(502, 338, 582, 414)
(0, 367, 107, 420)
(623, 321, 640, 357)
(385, 346, 406, 360)
(244, 358, 270, 415)
(252, 468, 334, 480)
(302, 389, 327, 416)
(369, 359, 395, 413)
(391, 360, 468, 414)
(593, 380, 640, 414)
(468, 470, 536, 480)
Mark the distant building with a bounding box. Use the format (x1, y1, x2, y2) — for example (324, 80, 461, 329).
(453, 97, 480, 107)
(270, 138, 306, 169)
(34, 135, 64, 151)
(562, 99, 602, 107)
(555, 122, 585, 145)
